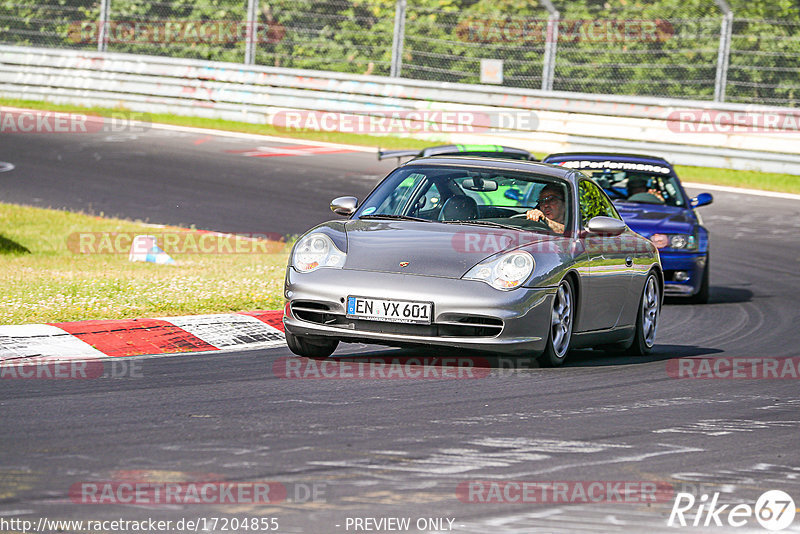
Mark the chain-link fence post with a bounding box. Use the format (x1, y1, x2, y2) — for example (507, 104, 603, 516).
(713, 0, 733, 102)
(390, 0, 407, 77)
(97, 0, 110, 52)
(244, 0, 259, 65)
(540, 0, 559, 91)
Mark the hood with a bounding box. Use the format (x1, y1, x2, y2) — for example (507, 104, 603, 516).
(613, 201, 697, 237)
(343, 220, 560, 277)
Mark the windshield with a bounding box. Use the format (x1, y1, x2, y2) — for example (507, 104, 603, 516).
(354, 165, 572, 234)
(576, 168, 686, 207)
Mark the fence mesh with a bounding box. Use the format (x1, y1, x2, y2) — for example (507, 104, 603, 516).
(102, 0, 247, 61)
(1, 0, 798, 106)
(402, 5, 550, 86)
(728, 18, 800, 106)
(254, 0, 394, 75)
(551, 17, 721, 99)
(0, 0, 98, 51)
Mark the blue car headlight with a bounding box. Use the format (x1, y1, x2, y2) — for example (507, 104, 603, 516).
(651, 233, 697, 251)
(463, 251, 534, 290)
(292, 233, 346, 273)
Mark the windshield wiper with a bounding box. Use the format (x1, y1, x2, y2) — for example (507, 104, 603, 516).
(440, 219, 523, 231)
(359, 214, 432, 222)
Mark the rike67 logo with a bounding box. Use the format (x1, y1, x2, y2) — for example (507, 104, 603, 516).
(668, 489, 796, 531)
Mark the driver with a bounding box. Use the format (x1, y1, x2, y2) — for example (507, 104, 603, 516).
(526, 185, 566, 234)
(627, 176, 665, 203)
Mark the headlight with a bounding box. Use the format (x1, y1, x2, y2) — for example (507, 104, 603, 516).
(651, 233, 697, 250)
(463, 251, 534, 290)
(292, 233, 346, 273)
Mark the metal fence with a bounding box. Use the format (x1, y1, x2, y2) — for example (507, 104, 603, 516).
(1, 0, 798, 106)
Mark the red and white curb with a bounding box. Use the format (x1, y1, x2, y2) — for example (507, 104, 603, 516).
(0, 311, 284, 361)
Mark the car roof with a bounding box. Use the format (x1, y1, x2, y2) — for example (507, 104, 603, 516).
(544, 152, 673, 167)
(401, 156, 575, 181)
(421, 144, 532, 158)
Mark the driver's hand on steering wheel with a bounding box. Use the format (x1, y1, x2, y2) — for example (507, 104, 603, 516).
(526, 208, 545, 222)
(526, 209, 565, 234)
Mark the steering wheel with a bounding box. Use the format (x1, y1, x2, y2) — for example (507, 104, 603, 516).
(510, 213, 553, 231)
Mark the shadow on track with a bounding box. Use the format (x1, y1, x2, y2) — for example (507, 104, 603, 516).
(561, 344, 724, 368)
(322, 343, 724, 371)
(665, 285, 753, 305)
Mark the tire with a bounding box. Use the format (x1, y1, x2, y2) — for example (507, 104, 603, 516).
(285, 330, 339, 359)
(539, 278, 575, 367)
(626, 272, 661, 356)
(688, 255, 710, 304)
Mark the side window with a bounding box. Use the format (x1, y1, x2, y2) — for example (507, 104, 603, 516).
(424, 183, 441, 209)
(417, 182, 442, 217)
(374, 173, 426, 215)
(579, 180, 621, 226)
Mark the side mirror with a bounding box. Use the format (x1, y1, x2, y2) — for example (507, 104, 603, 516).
(691, 192, 713, 208)
(586, 216, 627, 236)
(330, 196, 358, 216)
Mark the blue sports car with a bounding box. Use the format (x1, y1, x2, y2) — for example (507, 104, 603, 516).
(542, 153, 712, 303)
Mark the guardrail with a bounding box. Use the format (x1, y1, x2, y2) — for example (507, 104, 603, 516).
(2, 45, 799, 175)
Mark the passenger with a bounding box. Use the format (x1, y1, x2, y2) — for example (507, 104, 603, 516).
(526, 185, 566, 234)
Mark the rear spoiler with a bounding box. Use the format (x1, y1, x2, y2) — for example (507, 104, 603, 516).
(377, 148, 420, 162)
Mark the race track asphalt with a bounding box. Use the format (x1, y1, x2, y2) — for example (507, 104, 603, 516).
(1, 126, 799, 533)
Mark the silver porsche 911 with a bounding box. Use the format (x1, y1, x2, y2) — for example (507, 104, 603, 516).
(283, 157, 663, 366)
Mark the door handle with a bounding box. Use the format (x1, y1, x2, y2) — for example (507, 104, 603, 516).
(626, 256, 633, 267)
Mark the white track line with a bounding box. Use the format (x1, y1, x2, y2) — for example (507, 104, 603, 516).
(682, 181, 800, 201)
(148, 122, 378, 153)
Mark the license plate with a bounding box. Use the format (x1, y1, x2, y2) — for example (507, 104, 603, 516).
(346, 296, 432, 325)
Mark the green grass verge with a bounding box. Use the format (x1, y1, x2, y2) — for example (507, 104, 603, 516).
(0, 202, 289, 324)
(3, 96, 797, 194)
(674, 165, 800, 193)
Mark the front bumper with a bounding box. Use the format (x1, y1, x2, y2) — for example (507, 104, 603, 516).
(283, 268, 555, 356)
(659, 251, 707, 296)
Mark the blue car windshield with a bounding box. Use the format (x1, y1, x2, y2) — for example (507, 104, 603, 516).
(578, 169, 686, 207)
(354, 165, 572, 235)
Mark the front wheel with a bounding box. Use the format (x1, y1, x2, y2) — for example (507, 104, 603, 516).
(285, 330, 339, 359)
(626, 272, 661, 356)
(539, 278, 575, 367)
